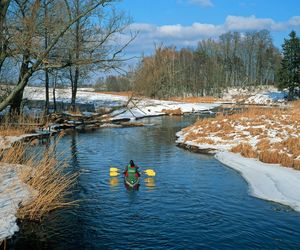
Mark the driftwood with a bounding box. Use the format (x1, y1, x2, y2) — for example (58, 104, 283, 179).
(47, 106, 145, 131)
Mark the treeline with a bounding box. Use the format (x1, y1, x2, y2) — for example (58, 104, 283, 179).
(95, 74, 133, 92)
(98, 30, 300, 100)
(108, 30, 286, 98)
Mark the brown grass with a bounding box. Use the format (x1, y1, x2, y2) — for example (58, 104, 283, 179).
(0, 138, 77, 221)
(258, 150, 294, 168)
(283, 137, 300, 157)
(231, 143, 258, 158)
(195, 138, 215, 144)
(293, 160, 300, 170)
(0, 113, 45, 136)
(162, 108, 182, 115)
(169, 96, 219, 103)
(256, 139, 271, 151)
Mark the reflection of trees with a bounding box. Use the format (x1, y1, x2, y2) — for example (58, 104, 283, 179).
(70, 133, 80, 169)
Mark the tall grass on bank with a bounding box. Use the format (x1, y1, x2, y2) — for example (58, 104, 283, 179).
(0, 113, 46, 136)
(0, 137, 77, 221)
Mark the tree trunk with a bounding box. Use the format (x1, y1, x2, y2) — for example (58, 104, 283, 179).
(9, 88, 25, 114)
(71, 0, 80, 112)
(9, 53, 30, 114)
(45, 69, 49, 113)
(71, 66, 79, 111)
(44, 0, 50, 115)
(53, 79, 56, 112)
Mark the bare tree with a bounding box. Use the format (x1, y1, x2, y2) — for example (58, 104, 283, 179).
(0, 0, 133, 113)
(64, 0, 134, 111)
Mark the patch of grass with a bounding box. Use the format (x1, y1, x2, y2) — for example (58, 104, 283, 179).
(195, 137, 215, 144)
(161, 108, 182, 115)
(293, 160, 300, 170)
(0, 113, 45, 136)
(169, 96, 219, 103)
(231, 143, 258, 158)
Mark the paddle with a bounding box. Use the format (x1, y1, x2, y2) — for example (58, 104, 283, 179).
(109, 167, 156, 177)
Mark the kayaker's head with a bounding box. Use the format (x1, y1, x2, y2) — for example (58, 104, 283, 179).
(129, 160, 135, 167)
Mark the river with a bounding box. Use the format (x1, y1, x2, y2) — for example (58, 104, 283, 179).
(9, 116, 300, 249)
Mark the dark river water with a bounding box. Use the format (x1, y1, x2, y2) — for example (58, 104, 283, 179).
(9, 116, 300, 249)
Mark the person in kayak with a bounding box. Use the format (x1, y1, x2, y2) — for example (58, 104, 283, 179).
(124, 160, 140, 177)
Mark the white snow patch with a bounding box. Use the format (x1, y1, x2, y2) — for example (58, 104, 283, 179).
(215, 152, 300, 212)
(0, 134, 38, 150)
(110, 99, 219, 121)
(23, 86, 220, 120)
(0, 164, 33, 240)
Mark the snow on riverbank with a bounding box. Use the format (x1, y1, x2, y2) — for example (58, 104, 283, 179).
(111, 99, 219, 121)
(0, 134, 39, 150)
(23, 86, 128, 108)
(222, 86, 288, 105)
(23, 86, 220, 120)
(216, 152, 300, 212)
(0, 164, 32, 241)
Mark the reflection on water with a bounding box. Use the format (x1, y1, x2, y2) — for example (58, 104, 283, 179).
(109, 177, 119, 188)
(10, 116, 300, 250)
(144, 177, 156, 189)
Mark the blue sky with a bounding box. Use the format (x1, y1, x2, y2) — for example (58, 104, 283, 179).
(116, 0, 300, 57)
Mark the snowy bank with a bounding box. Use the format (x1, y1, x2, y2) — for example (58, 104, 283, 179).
(0, 164, 33, 240)
(216, 152, 300, 212)
(222, 86, 287, 105)
(0, 134, 40, 150)
(23, 86, 220, 121)
(23, 86, 127, 109)
(111, 99, 219, 121)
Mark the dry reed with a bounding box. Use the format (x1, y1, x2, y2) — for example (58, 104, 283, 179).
(162, 108, 182, 115)
(231, 143, 258, 158)
(0, 137, 77, 221)
(0, 113, 45, 136)
(169, 96, 219, 103)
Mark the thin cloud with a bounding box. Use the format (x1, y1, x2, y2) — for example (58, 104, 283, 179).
(225, 15, 278, 30)
(188, 0, 214, 7)
(124, 15, 300, 55)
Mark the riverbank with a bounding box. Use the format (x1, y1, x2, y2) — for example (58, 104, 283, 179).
(176, 100, 300, 211)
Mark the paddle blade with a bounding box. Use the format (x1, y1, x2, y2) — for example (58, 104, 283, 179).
(110, 171, 120, 177)
(144, 169, 156, 176)
(110, 167, 119, 172)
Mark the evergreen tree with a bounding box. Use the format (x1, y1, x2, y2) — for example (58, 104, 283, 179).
(279, 31, 300, 100)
